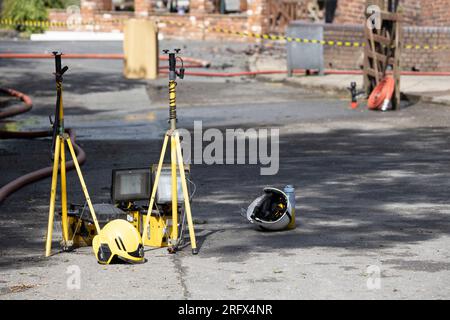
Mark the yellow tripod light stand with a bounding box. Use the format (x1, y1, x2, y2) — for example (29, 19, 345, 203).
(45, 52, 101, 257)
(142, 49, 198, 255)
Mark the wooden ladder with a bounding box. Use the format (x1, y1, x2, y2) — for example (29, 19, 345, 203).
(267, 0, 299, 34)
(363, 0, 403, 110)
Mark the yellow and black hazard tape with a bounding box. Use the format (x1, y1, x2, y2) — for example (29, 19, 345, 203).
(0, 18, 124, 28)
(1, 18, 448, 51)
(133, 19, 450, 51)
(1, 18, 65, 28)
(162, 20, 450, 50)
(208, 26, 366, 47)
(159, 19, 366, 48)
(404, 43, 449, 50)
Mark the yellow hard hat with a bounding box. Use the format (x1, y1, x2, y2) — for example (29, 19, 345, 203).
(93, 219, 145, 265)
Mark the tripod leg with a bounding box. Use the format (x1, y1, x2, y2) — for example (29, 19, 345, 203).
(170, 135, 178, 245)
(175, 133, 198, 255)
(66, 137, 101, 234)
(45, 135, 61, 257)
(142, 133, 170, 243)
(60, 137, 69, 243)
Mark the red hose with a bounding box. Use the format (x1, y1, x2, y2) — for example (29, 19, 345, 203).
(162, 69, 450, 77)
(0, 128, 86, 203)
(159, 69, 306, 77)
(0, 88, 86, 203)
(324, 70, 450, 76)
(159, 55, 211, 68)
(0, 88, 33, 119)
(367, 76, 395, 110)
(2, 53, 450, 76)
(0, 53, 210, 68)
(0, 53, 124, 60)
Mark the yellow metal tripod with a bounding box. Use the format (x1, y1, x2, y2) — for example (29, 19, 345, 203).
(142, 50, 198, 255)
(45, 52, 100, 257)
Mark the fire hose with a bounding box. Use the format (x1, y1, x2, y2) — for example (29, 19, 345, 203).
(0, 88, 86, 203)
(367, 76, 396, 110)
(2, 53, 450, 77)
(0, 53, 210, 69)
(0, 88, 32, 118)
(1, 53, 450, 203)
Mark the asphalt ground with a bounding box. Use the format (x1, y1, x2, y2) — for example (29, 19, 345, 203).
(0, 40, 449, 299)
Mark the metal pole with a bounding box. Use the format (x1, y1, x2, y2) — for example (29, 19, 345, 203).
(66, 137, 101, 234)
(175, 133, 198, 254)
(167, 51, 179, 246)
(170, 135, 178, 243)
(60, 137, 69, 243)
(142, 133, 170, 242)
(168, 52, 177, 131)
(45, 135, 61, 257)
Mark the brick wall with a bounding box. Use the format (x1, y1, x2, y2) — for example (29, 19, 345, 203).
(48, 10, 132, 32)
(333, 0, 423, 26)
(81, 0, 113, 13)
(47, 9, 248, 40)
(322, 24, 450, 72)
(323, 24, 365, 69)
(419, 0, 450, 26)
(334, 0, 366, 24)
(264, 0, 445, 27)
(134, 0, 153, 17)
(46, 0, 450, 72)
(248, 0, 268, 34)
(154, 13, 249, 41)
(402, 26, 450, 71)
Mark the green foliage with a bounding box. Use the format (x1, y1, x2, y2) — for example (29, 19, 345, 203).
(43, 0, 66, 8)
(2, 0, 48, 33)
(1, 0, 80, 33)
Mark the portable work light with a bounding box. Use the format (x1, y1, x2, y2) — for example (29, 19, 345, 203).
(153, 165, 190, 204)
(111, 167, 190, 204)
(141, 49, 198, 255)
(112, 169, 151, 203)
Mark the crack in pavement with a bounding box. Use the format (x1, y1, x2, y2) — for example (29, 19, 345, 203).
(172, 254, 191, 300)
